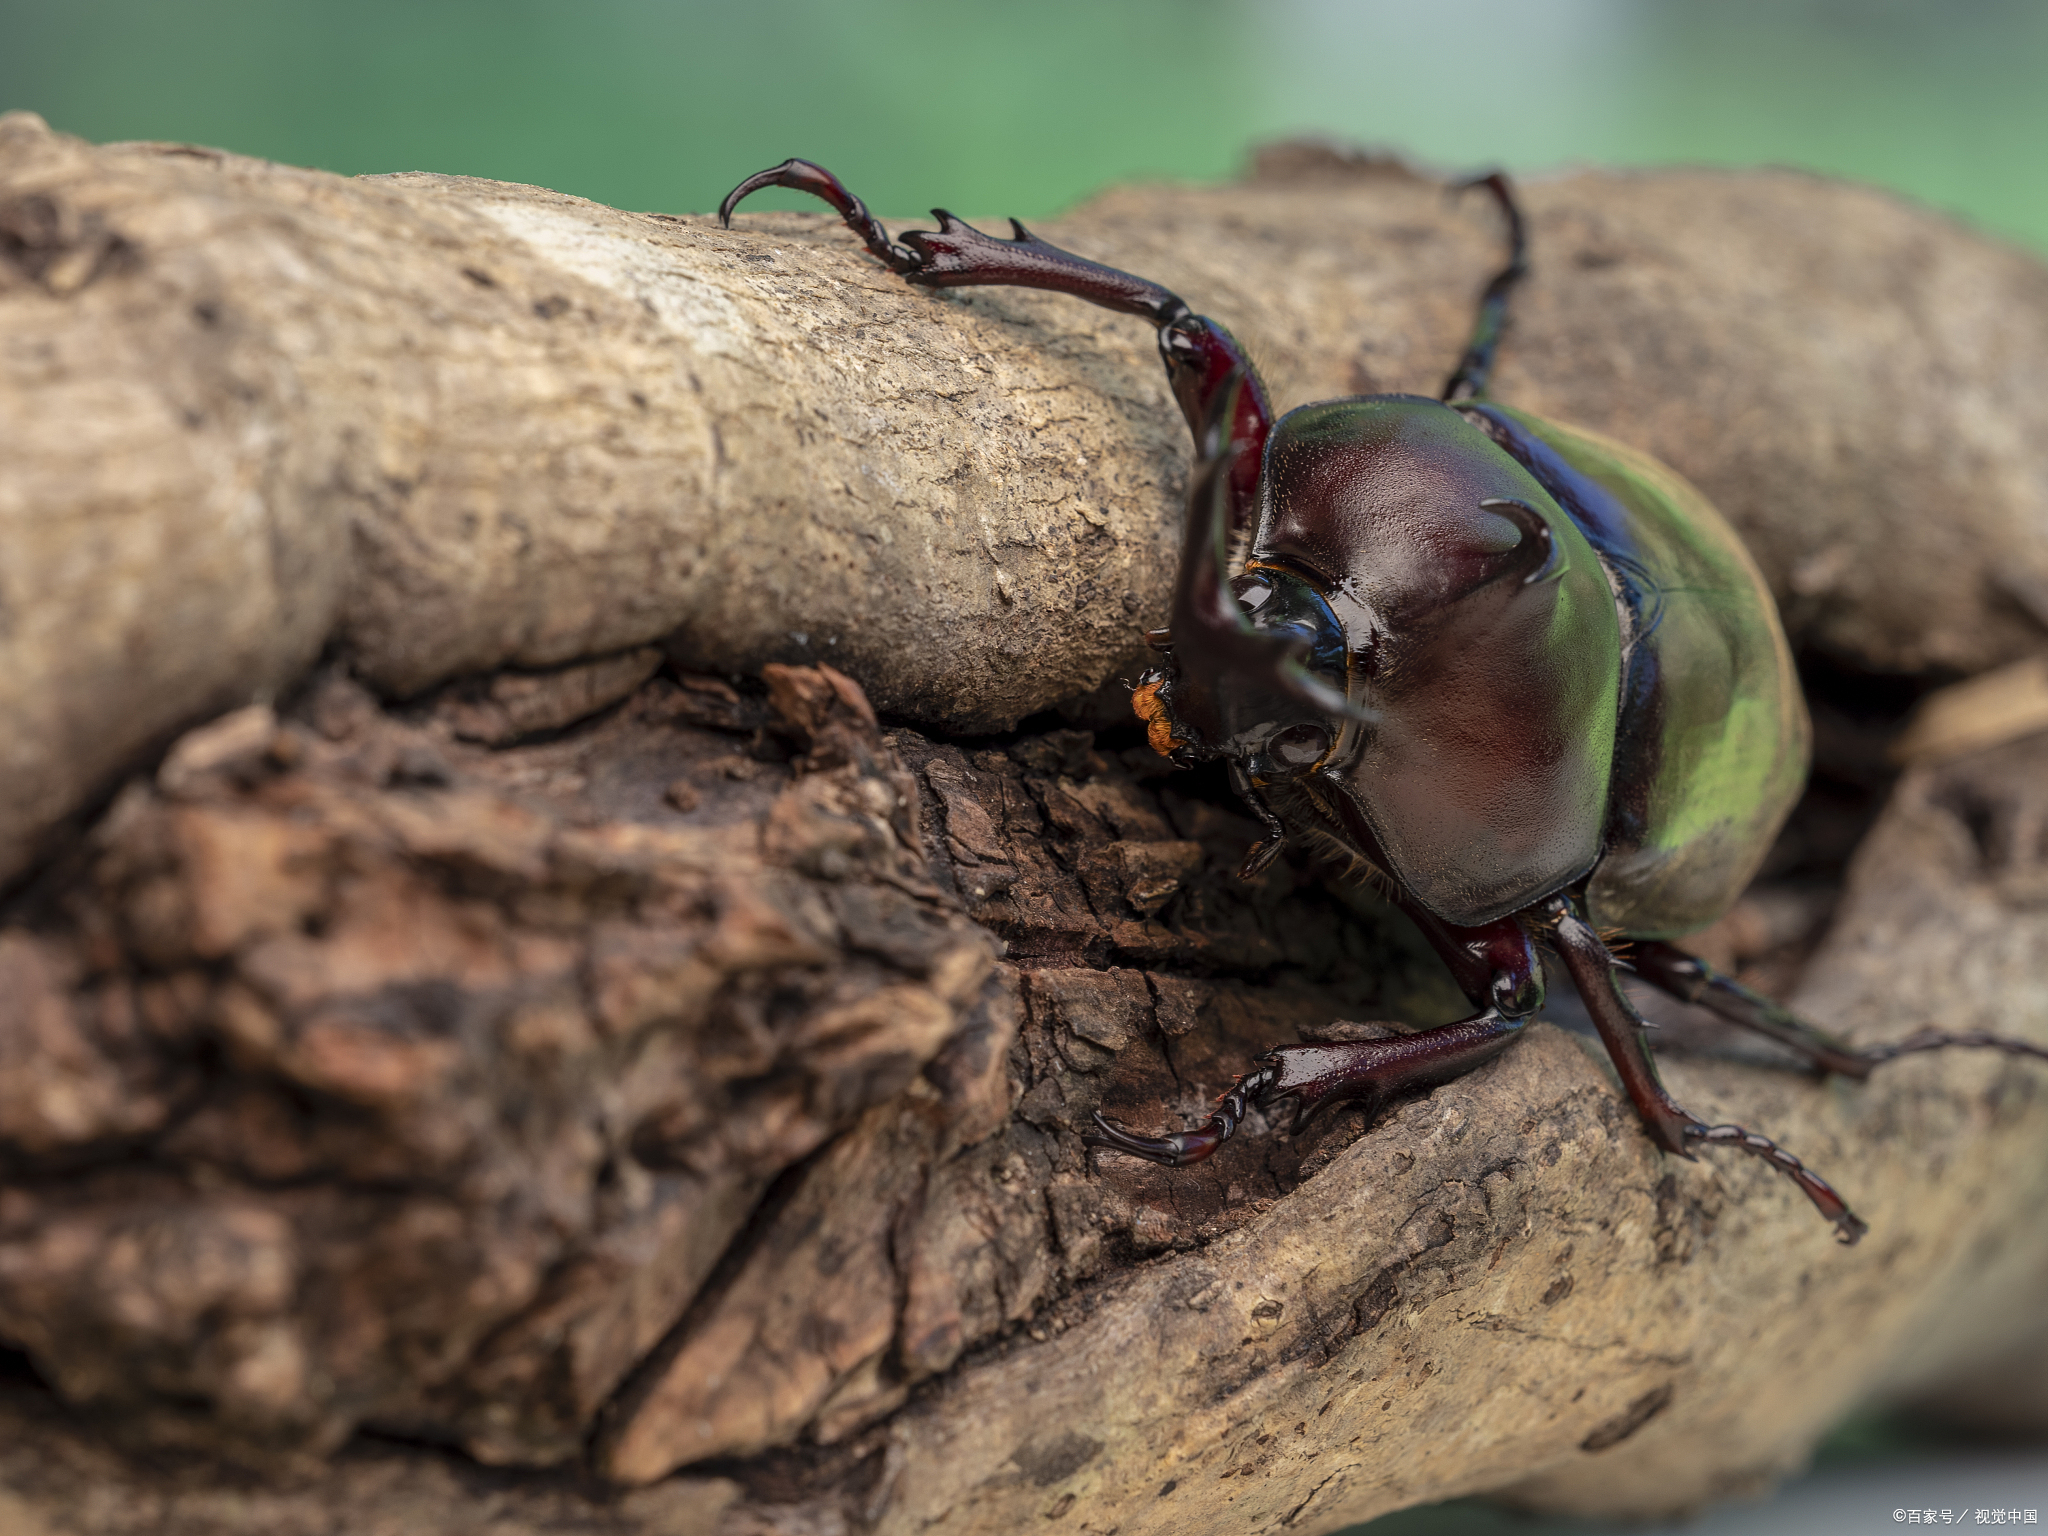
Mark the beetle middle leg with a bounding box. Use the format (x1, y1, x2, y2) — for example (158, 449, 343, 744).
(1630, 937, 2048, 1080)
(1630, 940, 1874, 1079)
(1087, 912, 1546, 1167)
(1440, 171, 1529, 404)
(1547, 899, 1869, 1243)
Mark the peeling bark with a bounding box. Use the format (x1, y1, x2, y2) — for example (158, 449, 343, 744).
(0, 666, 998, 1469)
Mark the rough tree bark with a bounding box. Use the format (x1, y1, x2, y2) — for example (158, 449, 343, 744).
(10, 112, 2048, 889)
(2, 116, 2047, 1535)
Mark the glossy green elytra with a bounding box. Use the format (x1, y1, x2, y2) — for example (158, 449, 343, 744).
(1480, 407, 1811, 940)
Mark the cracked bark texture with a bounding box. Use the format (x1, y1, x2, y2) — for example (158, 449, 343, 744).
(2, 116, 2048, 1535)
(9, 114, 2048, 887)
(2, 654, 2045, 1534)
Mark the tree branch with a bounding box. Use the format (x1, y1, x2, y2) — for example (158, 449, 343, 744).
(4, 119, 2048, 1534)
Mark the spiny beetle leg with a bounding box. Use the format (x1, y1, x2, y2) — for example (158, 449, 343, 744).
(718, 158, 922, 273)
(1090, 907, 1546, 1169)
(1631, 940, 1874, 1080)
(1085, 1011, 1535, 1168)
(1633, 939, 2048, 1079)
(1548, 900, 1868, 1243)
(1441, 171, 1529, 404)
(718, 158, 1273, 517)
(720, 158, 1187, 317)
(1086, 1065, 1277, 1167)
(1161, 318, 1273, 517)
(1263, 1011, 1536, 1130)
(1859, 1028, 2048, 1068)
(896, 212, 1188, 322)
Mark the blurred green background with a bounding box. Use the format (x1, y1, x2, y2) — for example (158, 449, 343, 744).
(4, 2, 2045, 1531)
(4, 0, 2048, 256)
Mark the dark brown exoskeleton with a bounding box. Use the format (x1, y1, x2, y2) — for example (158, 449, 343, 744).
(721, 159, 2048, 1242)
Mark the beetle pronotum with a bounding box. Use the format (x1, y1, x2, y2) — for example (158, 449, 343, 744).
(722, 159, 2047, 1243)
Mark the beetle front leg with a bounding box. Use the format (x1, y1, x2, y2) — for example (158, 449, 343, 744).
(1088, 915, 1545, 1167)
(723, 158, 1193, 321)
(1086, 1009, 1539, 1168)
(1085, 1061, 1279, 1167)
(721, 159, 1275, 519)
(719, 159, 924, 273)
(1548, 900, 1869, 1243)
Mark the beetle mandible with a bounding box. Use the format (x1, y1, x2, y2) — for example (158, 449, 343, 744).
(720, 159, 2048, 1243)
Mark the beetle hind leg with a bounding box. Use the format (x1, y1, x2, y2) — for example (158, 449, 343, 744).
(1549, 901, 1868, 1243)
(1860, 1027, 2048, 1067)
(1631, 940, 1874, 1079)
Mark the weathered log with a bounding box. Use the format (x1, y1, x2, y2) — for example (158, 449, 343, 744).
(9, 114, 2048, 888)
(1, 653, 2045, 1533)
(3, 117, 2048, 1534)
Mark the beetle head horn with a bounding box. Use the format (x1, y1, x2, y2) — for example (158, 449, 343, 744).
(1132, 370, 1359, 762)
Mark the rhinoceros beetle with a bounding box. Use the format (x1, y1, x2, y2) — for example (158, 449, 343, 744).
(721, 159, 2048, 1243)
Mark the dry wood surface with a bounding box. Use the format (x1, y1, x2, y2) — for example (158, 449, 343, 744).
(3, 115, 2048, 1535)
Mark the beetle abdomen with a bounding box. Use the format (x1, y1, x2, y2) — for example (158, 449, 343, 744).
(1467, 407, 1810, 938)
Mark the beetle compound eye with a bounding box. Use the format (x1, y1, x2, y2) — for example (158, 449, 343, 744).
(1234, 576, 1275, 615)
(1268, 722, 1330, 769)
